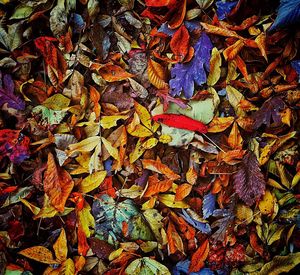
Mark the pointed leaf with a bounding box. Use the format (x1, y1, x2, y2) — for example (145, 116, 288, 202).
(233, 151, 266, 206)
(19, 246, 58, 264)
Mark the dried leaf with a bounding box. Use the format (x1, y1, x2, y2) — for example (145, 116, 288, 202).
(233, 151, 266, 206)
(44, 153, 74, 212)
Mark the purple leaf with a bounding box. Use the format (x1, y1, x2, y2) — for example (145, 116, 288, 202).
(216, 0, 238, 20)
(211, 208, 234, 241)
(233, 151, 266, 206)
(202, 192, 216, 219)
(169, 33, 213, 99)
(157, 23, 176, 36)
(251, 97, 285, 129)
(0, 73, 25, 110)
(269, 0, 300, 32)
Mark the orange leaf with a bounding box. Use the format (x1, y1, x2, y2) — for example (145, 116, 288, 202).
(175, 183, 192, 201)
(255, 33, 268, 62)
(217, 149, 246, 165)
(34, 37, 67, 85)
(235, 55, 250, 82)
(189, 239, 209, 273)
(141, 158, 180, 180)
(200, 23, 242, 39)
(18, 246, 58, 264)
(170, 25, 190, 62)
(89, 86, 101, 119)
(168, 0, 186, 29)
(78, 223, 89, 256)
(147, 58, 168, 89)
(223, 40, 244, 61)
(167, 221, 184, 254)
(44, 153, 74, 212)
(98, 64, 134, 82)
(144, 174, 173, 197)
(207, 117, 235, 133)
(228, 122, 243, 150)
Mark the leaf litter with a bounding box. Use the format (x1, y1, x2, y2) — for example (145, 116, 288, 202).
(0, 0, 300, 274)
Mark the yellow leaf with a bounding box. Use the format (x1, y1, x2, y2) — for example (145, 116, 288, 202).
(236, 204, 253, 225)
(78, 202, 95, 238)
(158, 194, 189, 208)
(127, 112, 153, 137)
(101, 137, 119, 160)
(19, 246, 58, 264)
(226, 85, 246, 117)
(258, 189, 275, 215)
(117, 185, 143, 199)
(53, 228, 68, 263)
(109, 248, 123, 261)
(258, 252, 300, 275)
(67, 136, 101, 155)
(100, 115, 129, 129)
(207, 116, 235, 133)
(130, 138, 146, 163)
(159, 134, 172, 144)
(20, 199, 40, 215)
(259, 139, 276, 166)
(148, 58, 168, 89)
(134, 101, 152, 129)
(57, 258, 75, 275)
(142, 138, 158, 149)
(207, 47, 222, 86)
(267, 225, 285, 245)
(267, 178, 286, 191)
(78, 171, 107, 193)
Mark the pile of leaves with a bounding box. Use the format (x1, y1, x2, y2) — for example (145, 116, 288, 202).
(1, 0, 300, 274)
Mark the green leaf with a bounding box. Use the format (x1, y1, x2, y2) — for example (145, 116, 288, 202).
(125, 257, 171, 275)
(2, 186, 34, 207)
(257, 252, 300, 275)
(32, 105, 67, 125)
(92, 195, 154, 244)
(10, 5, 33, 19)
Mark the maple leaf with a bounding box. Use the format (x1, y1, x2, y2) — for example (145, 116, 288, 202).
(169, 32, 213, 99)
(233, 151, 266, 206)
(0, 73, 25, 110)
(251, 97, 285, 129)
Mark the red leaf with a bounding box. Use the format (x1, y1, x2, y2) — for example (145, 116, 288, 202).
(170, 25, 190, 62)
(152, 114, 208, 133)
(145, 0, 177, 7)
